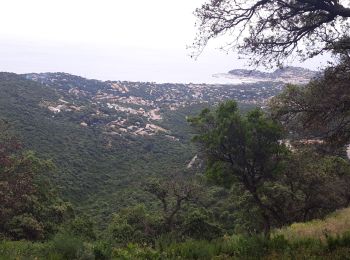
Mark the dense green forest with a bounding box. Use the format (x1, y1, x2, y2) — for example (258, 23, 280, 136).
(0, 73, 199, 222)
(0, 72, 252, 234)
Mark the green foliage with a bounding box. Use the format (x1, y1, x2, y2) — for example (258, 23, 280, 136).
(327, 232, 350, 251)
(92, 240, 112, 260)
(190, 101, 286, 187)
(0, 125, 72, 241)
(3, 70, 350, 259)
(182, 209, 222, 240)
(226, 148, 350, 235)
(107, 204, 160, 246)
(5, 214, 45, 242)
(0, 73, 197, 226)
(166, 239, 219, 259)
(163, 235, 311, 259)
(273, 151, 350, 221)
(61, 215, 97, 241)
(274, 207, 350, 242)
(106, 174, 225, 246)
(2, 225, 350, 259)
(190, 100, 350, 234)
(270, 58, 350, 149)
(144, 174, 203, 232)
(190, 100, 287, 233)
(112, 243, 162, 260)
(51, 232, 85, 259)
(0, 72, 257, 238)
(0, 240, 54, 260)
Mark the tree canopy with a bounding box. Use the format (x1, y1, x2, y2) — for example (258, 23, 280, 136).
(194, 0, 350, 66)
(0, 122, 72, 240)
(193, 1, 350, 150)
(270, 58, 350, 148)
(189, 101, 350, 235)
(189, 101, 287, 234)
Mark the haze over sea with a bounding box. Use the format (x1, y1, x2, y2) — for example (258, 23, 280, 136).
(0, 37, 327, 85)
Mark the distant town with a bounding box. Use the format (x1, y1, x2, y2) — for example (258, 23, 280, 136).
(26, 67, 315, 138)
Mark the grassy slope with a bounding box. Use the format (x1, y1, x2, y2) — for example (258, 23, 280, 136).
(158, 208, 350, 259)
(274, 207, 350, 241)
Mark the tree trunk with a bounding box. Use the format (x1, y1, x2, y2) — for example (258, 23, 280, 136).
(262, 213, 271, 237)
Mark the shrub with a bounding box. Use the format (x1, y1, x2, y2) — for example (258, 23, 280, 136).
(327, 231, 350, 251)
(166, 240, 217, 259)
(268, 235, 289, 252)
(51, 232, 84, 259)
(93, 241, 112, 260)
(0, 240, 57, 259)
(221, 235, 269, 258)
(112, 243, 162, 259)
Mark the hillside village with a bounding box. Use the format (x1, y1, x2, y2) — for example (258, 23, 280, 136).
(25, 69, 313, 139)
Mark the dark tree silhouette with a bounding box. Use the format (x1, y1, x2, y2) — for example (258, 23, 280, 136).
(270, 56, 350, 148)
(145, 175, 200, 232)
(194, 0, 350, 66)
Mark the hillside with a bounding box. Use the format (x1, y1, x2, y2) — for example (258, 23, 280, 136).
(0, 73, 196, 222)
(1, 72, 279, 222)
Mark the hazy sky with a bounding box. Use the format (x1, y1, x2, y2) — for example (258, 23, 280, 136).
(0, 0, 328, 83)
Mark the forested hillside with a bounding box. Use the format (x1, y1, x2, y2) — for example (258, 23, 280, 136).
(0, 72, 269, 223)
(0, 73, 198, 221)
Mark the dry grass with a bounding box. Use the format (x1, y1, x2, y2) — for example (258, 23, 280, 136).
(273, 208, 350, 241)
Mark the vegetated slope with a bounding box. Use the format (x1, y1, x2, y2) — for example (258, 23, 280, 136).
(0, 72, 268, 222)
(164, 208, 350, 259)
(129, 208, 350, 259)
(274, 207, 350, 241)
(0, 73, 195, 222)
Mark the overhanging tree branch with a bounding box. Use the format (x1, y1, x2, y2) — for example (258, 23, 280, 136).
(193, 0, 350, 66)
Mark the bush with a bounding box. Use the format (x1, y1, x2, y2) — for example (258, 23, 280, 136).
(51, 232, 84, 259)
(166, 240, 217, 259)
(268, 235, 289, 252)
(327, 231, 350, 251)
(165, 235, 269, 259)
(112, 243, 162, 259)
(220, 235, 269, 258)
(6, 214, 45, 241)
(0, 240, 58, 260)
(93, 241, 112, 260)
(182, 210, 223, 240)
(62, 215, 97, 241)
